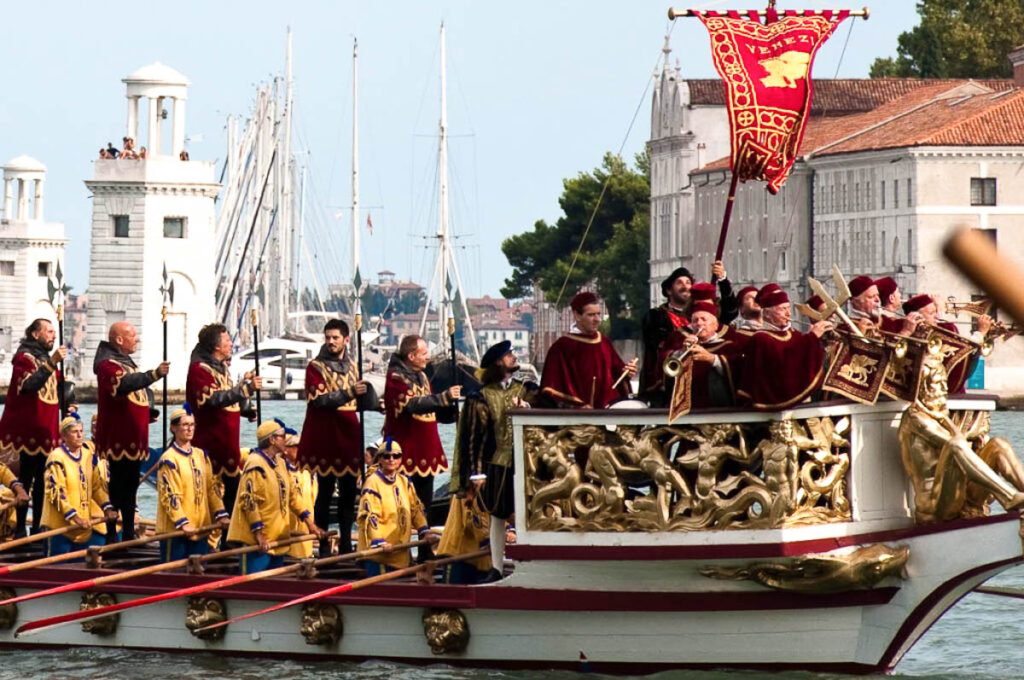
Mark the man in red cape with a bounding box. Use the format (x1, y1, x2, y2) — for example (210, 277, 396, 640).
(297, 318, 374, 555)
(875, 277, 908, 334)
(541, 291, 637, 409)
(383, 333, 459, 559)
(901, 294, 992, 394)
(94, 321, 168, 540)
(736, 284, 831, 410)
(186, 323, 261, 519)
(0, 319, 71, 535)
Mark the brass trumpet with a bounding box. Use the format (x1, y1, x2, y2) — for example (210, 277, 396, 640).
(878, 330, 942, 359)
(663, 337, 698, 378)
(945, 296, 992, 319)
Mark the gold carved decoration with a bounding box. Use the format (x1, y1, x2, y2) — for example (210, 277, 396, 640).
(300, 602, 343, 646)
(898, 345, 1024, 524)
(0, 587, 15, 630)
(422, 608, 470, 655)
(524, 417, 851, 532)
(80, 592, 118, 636)
(186, 596, 228, 640)
(699, 543, 909, 593)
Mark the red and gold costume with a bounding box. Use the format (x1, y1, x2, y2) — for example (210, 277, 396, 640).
(297, 346, 365, 477)
(186, 346, 255, 478)
(0, 339, 62, 457)
(540, 332, 628, 408)
(383, 357, 455, 477)
(735, 327, 824, 410)
(93, 341, 158, 461)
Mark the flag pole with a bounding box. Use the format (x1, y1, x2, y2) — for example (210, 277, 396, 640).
(250, 307, 262, 423)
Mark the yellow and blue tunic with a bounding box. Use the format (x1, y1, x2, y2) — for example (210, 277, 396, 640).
(437, 492, 492, 583)
(286, 460, 318, 558)
(0, 462, 23, 540)
(41, 444, 112, 554)
(228, 448, 311, 572)
(357, 468, 429, 570)
(157, 442, 229, 561)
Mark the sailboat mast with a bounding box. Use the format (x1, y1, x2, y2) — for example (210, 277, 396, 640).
(438, 21, 451, 354)
(282, 27, 294, 333)
(351, 37, 361, 306)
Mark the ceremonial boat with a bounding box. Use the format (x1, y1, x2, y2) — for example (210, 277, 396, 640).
(0, 380, 1020, 674)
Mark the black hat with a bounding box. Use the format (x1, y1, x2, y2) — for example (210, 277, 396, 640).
(481, 340, 513, 369)
(661, 267, 693, 297)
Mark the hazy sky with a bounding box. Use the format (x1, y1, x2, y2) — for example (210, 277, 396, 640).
(0, 1, 919, 299)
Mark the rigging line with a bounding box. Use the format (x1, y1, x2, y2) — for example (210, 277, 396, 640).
(768, 14, 856, 282)
(553, 22, 675, 309)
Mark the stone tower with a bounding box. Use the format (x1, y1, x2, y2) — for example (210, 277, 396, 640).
(0, 155, 67, 358)
(84, 63, 219, 389)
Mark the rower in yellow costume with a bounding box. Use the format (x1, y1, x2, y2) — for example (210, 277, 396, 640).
(227, 420, 323, 574)
(357, 439, 430, 575)
(156, 405, 231, 562)
(0, 462, 28, 541)
(41, 414, 118, 556)
(436, 480, 492, 584)
(84, 413, 113, 542)
(284, 430, 318, 559)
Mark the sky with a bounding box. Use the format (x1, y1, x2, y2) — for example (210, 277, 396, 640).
(0, 0, 920, 300)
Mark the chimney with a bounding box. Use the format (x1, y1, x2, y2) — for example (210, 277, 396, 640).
(1010, 45, 1024, 88)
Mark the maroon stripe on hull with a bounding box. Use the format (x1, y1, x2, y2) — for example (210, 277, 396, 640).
(876, 555, 1023, 670)
(508, 512, 1021, 561)
(0, 641, 887, 675)
(0, 565, 899, 610)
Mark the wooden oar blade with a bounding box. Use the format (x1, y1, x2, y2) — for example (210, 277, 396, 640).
(0, 577, 102, 608)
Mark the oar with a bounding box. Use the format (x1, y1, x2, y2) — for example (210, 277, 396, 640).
(0, 524, 220, 576)
(195, 548, 488, 635)
(0, 532, 318, 608)
(0, 519, 105, 553)
(975, 586, 1024, 600)
(15, 534, 431, 638)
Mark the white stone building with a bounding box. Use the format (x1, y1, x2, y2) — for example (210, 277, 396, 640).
(474, 321, 530, 362)
(84, 63, 219, 389)
(0, 156, 67, 361)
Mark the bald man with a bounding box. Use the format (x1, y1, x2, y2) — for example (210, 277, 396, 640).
(93, 321, 169, 540)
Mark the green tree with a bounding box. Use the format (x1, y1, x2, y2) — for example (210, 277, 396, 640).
(397, 290, 426, 315)
(870, 0, 1024, 78)
(501, 152, 650, 339)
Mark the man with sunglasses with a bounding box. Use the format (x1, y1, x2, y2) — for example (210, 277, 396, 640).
(227, 420, 324, 574)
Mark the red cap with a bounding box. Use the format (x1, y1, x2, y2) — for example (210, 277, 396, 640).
(875, 276, 898, 301)
(691, 300, 719, 317)
(805, 294, 825, 312)
(756, 283, 789, 308)
(570, 291, 599, 313)
(737, 285, 758, 301)
(848, 275, 876, 298)
(691, 282, 717, 302)
(902, 294, 935, 315)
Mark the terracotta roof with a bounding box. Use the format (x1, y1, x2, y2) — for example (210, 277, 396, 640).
(693, 81, 1024, 172)
(685, 78, 1012, 114)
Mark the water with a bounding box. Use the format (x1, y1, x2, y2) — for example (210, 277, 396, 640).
(1, 408, 1023, 678)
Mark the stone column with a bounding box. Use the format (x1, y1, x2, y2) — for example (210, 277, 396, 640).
(33, 179, 43, 221)
(147, 96, 160, 156)
(126, 96, 139, 144)
(2, 178, 11, 219)
(16, 178, 26, 221)
(171, 97, 186, 158)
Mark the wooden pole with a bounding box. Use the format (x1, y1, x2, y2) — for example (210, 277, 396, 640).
(0, 518, 104, 553)
(56, 303, 66, 419)
(162, 303, 169, 452)
(195, 547, 485, 635)
(0, 531, 315, 608)
(710, 172, 739, 285)
(0, 525, 219, 576)
(943, 228, 1024, 330)
(251, 308, 262, 423)
(355, 312, 366, 483)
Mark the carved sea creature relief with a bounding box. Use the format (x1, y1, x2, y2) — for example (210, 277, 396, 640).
(524, 415, 851, 532)
(0, 587, 15, 630)
(186, 596, 227, 641)
(699, 543, 909, 593)
(300, 603, 342, 646)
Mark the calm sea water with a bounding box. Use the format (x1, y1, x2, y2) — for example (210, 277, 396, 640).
(0, 404, 1023, 679)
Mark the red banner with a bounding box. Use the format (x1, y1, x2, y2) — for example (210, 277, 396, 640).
(696, 10, 850, 193)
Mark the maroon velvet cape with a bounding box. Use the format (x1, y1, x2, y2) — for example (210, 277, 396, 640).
(297, 359, 362, 477)
(735, 328, 825, 410)
(540, 332, 628, 408)
(0, 351, 60, 457)
(95, 359, 152, 461)
(187, 361, 243, 477)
